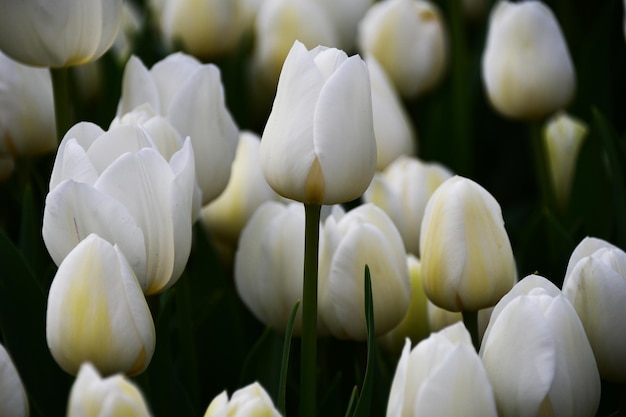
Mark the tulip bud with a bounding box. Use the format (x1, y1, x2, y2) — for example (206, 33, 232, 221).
(67, 362, 151, 417)
(46, 234, 155, 376)
(480, 275, 600, 417)
(0, 343, 29, 417)
(261, 41, 377, 205)
(366, 57, 417, 171)
(427, 301, 462, 333)
(319, 204, 410, 340)
(358, 0, 448, 98)
(363, 156, 453, 256)
(419, 176, 517, 311)
(387, 323, 498, 417)
(316, 0, 375, 51)
(562, 237, 626, 382)
(0, 51, 56, 157)
(543, 112, 587, 209)
(204, 382, 281, 417)
(0, 0, 122, 67)
(117, 53, 239, 205)
(482, 0, 575, 119)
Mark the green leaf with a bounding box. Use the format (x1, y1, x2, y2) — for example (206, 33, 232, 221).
(278, 299, 300, 416)
(344, 386, 358, 417)
(352, 265, 375, 417)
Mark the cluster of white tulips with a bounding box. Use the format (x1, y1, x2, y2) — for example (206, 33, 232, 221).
(0, 0, 624, 416)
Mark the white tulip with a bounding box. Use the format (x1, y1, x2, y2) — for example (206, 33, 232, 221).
(204, 382, 281, 417)
(316, 0, 375, 51)
(0, 343, 29, 417)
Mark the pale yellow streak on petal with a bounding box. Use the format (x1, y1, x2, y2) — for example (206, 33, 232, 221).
(305, 157, 324, 204)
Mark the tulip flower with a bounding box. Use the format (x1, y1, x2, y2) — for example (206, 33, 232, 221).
(357, 0, 448, 98)
(480, 275, 600, 417)
(117, 53, 239, 205)
(0, 343, 29, 417)
(427, 301, 462, 333)
(260, 41, 377, 205)
(419, 176, 517, 311)
(543, 112, 587, 209)
(46, 234, 156, 376)
(363, 155, 453, 256)
(204, 382, 281, 417)
(0, 51, 56, 157)
(366, 57, 417, 171)
(0, 0, 122, 67)
(562, 237, 626, 382)
(387, 323, 498, 417)
(316, 0, 374, 51)
(234, 201, 309, 334)
(67, 362, 151, 417)
(482, 0, 575, 120)
(43, 122, 196, 294)
(319, 204, 410, 340)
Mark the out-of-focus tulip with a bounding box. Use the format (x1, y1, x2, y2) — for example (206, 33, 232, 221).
(42, 122, 195, 295)
(0, 343, 29, 417)
(154, 0, 250, 59)
(562, 237, 626, 382)
(235, 201, 308, 334)
(67, 362, 151, 417)
(427, 301, 462, 333)
(46, 234, 155, 376)
(0, 157, 14, 182)
(117, 53, 239, 205)
(201, 131, 278, 265)
(363, 156, 453, 255)
(543, 112, 587, 209)
(366, 57, 417, 171)
(0, 0, 122, 67)
(419, 176, 517, 311)
(261, 41, 377, 205)
(316, 0, 375, 51)
(0, 52, 56, 157)
(387, 323, 498, 417)
(204, 382, 281, 417)
(379, 255, 430, 353)
(482, 0, 575, 120)
(480, 275, 600, 417)
(319, 204, 410, 340)
(358, 0, 448, 98)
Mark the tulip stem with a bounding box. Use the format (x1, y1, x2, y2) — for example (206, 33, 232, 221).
(51, 67, 71, 142)
(300, 203, 321, 417)
(462, 310, 480, 352)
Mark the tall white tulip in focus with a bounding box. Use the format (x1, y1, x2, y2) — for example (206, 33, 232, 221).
(261, 41, 377, 205)
(482, 0, 575, 119)
(42, 122, 196, 295)
(387, 323, 498, 417)
(46, 234, 156, 376)
(480, 275, 601, 417)
(562, 237, 626, 382)
(419, 176, 517, 311)
(0, 0, 122, 67)
(67, 363, 152, 417)
(0, 343, 29, 417)
(204, 382, 281, 417)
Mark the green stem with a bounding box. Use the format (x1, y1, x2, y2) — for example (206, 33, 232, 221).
(462, 310, 479, 352)
(300, 203, 321, 417)
(50, 67, 71, 141)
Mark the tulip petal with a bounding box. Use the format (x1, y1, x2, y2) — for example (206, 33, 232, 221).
(86, 125, 155, 174)
(386, 339, 411, 417)
(52, 139, 100, 187)
(151, 53, 202, 112)
(0, 344, 29, 417)
(117, 55, 161, 116)
(564, 236, 619, 279)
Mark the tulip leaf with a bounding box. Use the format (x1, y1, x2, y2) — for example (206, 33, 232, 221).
(344, 386, 358, 417)
(352, 265, 375, 417)
(278, 299, 300, 416)
(0, 230, 71, 417)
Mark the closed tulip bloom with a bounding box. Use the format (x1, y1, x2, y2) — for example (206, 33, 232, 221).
(0, 0, 122, 67)
(316, 0, 375, 51)
(358, 0, 448, 98)
(0, 343, 29, 417)
(67, 363, 151, 417)
(543, 112, 587, 209)
(427, 301, 462, 333)
(261, 41, 377, 205)
(46, 234, 156, 376)
(482, 0, 575, 120)
(0, 52, 56, 157)
(562, 239, 626, 382)
(204, 382, 281, 417)
(387, 323, 497, 417)
(419, 176, 517, 311)
(43, 123, 195, 294)
(364, 155, 453, 256)
(366, 57, 417, 171)
(480, 276, 600, 417)
(117, 53, 239, 205)
(319, 204, 410, 340)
